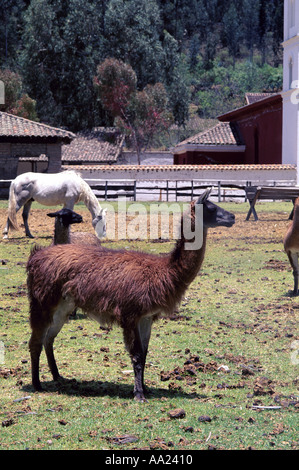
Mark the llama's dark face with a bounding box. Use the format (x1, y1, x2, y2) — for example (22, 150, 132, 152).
(47, 208, 83, 226)
(201, 199, 235, 228)
(196, 190, 235, 229)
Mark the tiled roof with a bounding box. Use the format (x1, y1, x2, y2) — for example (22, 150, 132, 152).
(245, 93, 276, 105)
(0, 111, 75, 142)
(175, 122, 242, 148)
(62, 128, 124, 163)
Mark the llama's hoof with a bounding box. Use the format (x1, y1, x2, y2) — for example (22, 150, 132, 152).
(33, 383, 44, 392)
(134, 393, 148, 403)
(3, 235, 8, 240)
(26, 234, 34, 239)
(55, 375, 66, 384)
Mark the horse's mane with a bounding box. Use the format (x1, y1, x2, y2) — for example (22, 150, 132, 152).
(77, 176, 102, 216)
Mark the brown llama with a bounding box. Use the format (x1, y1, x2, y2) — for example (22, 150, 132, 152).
(47, 208, 104, 245)
(26, 189, 235, 402)
(284, 196, 299, 295)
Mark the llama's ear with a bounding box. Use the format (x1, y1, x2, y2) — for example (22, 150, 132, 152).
(196, 187, 213, 204)
(47, 212, 57, 218)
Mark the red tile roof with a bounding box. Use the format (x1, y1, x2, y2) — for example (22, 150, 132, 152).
(245, 93, 276, 105)
(62, 128, 124, 163)
(175, 122, 242, 148)
(0, 111, 75, 142)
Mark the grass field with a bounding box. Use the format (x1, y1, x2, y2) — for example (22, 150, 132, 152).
(0, 199, 298, 451)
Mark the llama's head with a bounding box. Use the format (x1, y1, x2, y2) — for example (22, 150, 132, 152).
(196, 188, 235, 228)
(92, 208, 107, 239)
(47, 208, 83, 227)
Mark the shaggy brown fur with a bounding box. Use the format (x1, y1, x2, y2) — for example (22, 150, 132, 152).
(284, 197, 299, 295)
(27, 191, 235, 402)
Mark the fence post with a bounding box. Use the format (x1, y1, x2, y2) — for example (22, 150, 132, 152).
(218, 181, 221, 202)
(134, 181, 137, 201)
(105, 181, 108, 201)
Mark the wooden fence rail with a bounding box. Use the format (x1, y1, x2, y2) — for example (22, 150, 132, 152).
(0, 178, 295, 202)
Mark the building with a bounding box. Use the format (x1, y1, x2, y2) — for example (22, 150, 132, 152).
(173, 93, 282, 165)
(0, 111, 75, 179)
(173, 121, 245, 165)
(282, 0, 299, 172)
(218, 93, 282, 165)
(62, 128, 124, 166)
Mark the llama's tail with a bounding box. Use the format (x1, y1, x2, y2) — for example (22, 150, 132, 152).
(7, 181, 19, 231)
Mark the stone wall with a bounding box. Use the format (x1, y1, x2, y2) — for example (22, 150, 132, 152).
(0, 141, 62, 180)
(46, 144, 62, 173)
(121, 151, 173, 166)
(0, 143, 18, 179)
(65, 164, 297, 186)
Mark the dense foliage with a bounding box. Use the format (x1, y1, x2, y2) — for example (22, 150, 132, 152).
(0, 0, 283, 133)
(95, 58, 172, 161)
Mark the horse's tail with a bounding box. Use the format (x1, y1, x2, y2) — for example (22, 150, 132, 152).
(7, 181, 19, 231)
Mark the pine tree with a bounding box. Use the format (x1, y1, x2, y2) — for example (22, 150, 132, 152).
(222, 1, 241, 67)
(21, 0, 105, 130)
(242, 0, 261, 62)
(104, 0, 165, 88)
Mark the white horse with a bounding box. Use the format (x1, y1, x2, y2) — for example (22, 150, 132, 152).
(3, 171, 107, 239)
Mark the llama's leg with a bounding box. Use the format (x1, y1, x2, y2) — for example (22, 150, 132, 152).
(22, 199, 34, 238)
(123, 317, 153, 402)
(287, 251, 299, 295)
(44, 298, 75, 383)
(29, 327, 48, 391)
(137, 316, 153, 393)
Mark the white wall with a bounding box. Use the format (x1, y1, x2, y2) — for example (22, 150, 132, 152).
(282, 0, 299, 170)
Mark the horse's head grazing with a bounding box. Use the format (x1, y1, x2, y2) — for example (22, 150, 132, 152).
(92, 208, 107, 239)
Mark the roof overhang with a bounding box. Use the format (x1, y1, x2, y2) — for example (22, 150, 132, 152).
(218, 94, 282, 122)
(0, 136, 73, 144)
(173, 144, 246, 155)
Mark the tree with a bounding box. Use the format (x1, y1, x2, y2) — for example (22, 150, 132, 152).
(222, 1, 241, 67)
(94, 58, 172, 164)
(168, 64, 190, 127)
(0, 0, 26, 67)
(104, 0, 166, 88)
(21, 0, 105, 130)
(242, 0, 261, 62)
(0, 68, 38, 120)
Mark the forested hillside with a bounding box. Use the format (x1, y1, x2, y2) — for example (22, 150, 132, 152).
(0, 0, 284, 140)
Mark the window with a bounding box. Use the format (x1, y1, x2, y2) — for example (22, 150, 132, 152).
(289, 57, 294, 89)
(290, 0, 295, 28)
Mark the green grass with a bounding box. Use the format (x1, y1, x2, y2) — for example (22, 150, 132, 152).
(0, 201, 298, 450)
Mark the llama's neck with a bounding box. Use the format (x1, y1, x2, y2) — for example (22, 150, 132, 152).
(292, 207, 299, 229)
(54, 219, 70, 245)
(169, 226, 208, 285)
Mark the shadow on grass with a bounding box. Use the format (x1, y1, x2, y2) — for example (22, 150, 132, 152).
(22, 377, 201, 401)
